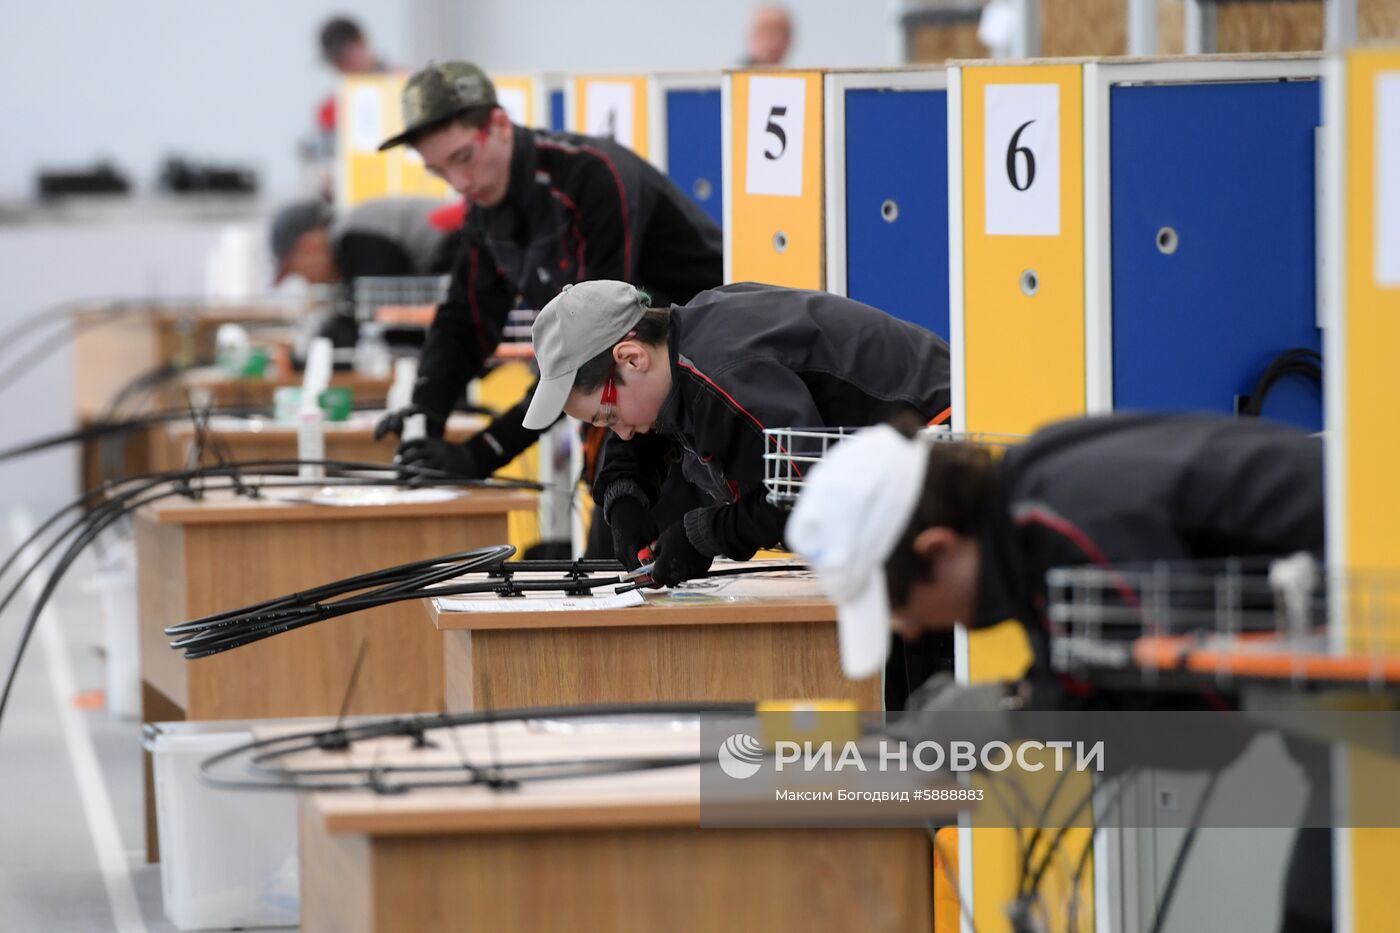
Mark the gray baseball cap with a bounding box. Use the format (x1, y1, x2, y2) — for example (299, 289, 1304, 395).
(523, 281, 649, 430)
(378, 61, 498, 151)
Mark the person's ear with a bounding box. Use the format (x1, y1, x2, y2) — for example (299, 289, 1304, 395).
(612, 340, 649, 374)
(912, 527, 961, 563)
(491, 107, 512, 132)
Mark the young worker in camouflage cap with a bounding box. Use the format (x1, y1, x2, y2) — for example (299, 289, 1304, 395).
(374, 62, 721, 533)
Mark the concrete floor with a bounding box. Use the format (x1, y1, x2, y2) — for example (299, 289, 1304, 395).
(0, 504, 293, 933)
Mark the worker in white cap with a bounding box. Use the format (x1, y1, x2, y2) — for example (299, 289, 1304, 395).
(786, 411, 1332, 930)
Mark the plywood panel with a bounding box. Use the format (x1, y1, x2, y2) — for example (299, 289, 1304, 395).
(1361, 0, 1400, 41)
(359, 827, 933, 933)
(1217, 1, 1323, 52)
(1042, 0, 1127, 56)
(1159, 0, 1187, 54)
(467, 621, 880, 710)
(909, 21, 986, 63)
(178, 512, 510, 719)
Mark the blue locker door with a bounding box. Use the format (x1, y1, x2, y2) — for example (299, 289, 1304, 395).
(844, 88, 949, 339)
(664, 88, 723, 228)
(1110, 81, 1322, 430)
(549, 89, 566, 131)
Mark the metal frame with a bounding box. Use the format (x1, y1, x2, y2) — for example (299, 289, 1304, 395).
(1184, 0, 1217, 55)
(646, 72, 723, 175)
(943, 65, 976, 933)
(1011, 0, 1041, 59)
(1081, 56, 1327, 415)
(1321, 54, 1351, 933)
(1326, 0, 1358, 51)
(822, 69, 950, 298)
(1127, 0, 1159, 56)
(946, 66, 967, 435)
(1082, 62, 1113, 414)
(562, 77, 578, 134)
(534, 73, 567, 131)
(721, 74, 735, 284)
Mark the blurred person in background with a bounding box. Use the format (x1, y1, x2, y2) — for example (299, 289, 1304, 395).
(269, 196, 462, 348)
(742, 5, 794, 66)
(319, 16, 386, 77)
(303, 16, 391, 197)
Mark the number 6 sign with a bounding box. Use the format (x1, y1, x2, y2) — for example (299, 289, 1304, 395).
(745, 75, 806, 197)
(984, 83, 1061, 236)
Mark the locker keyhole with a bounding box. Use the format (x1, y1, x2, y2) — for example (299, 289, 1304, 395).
(1020, 269, 1039, 297)
(773, 231, 789, 253)
(692, 177, 713, 202)
(1156, 226, 1179, 255)
(880, 199, 899, 223)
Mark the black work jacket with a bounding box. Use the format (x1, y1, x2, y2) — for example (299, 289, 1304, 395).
(595, 283, 953, 559)
(971, 412, 1325, 681)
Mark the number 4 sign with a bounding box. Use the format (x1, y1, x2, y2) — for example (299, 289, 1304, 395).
(745, 76, 806, 197)
(984, 83, 1061, 236)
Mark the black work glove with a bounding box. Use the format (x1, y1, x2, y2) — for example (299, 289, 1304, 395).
(607, 495, 658, 571)
(649, 522, 715, 587)
(373, 405, 445, 441)
(395, 437, 486, 479)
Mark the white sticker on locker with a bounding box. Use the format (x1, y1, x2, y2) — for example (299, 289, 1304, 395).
(349, 85, 383, 153)
(497, 86, 529, 128)
(745, 76, 806, 198)
(584, 82, 636, 149)
(1376, 73, 1400, 286)
(984, 83, 1061, 237)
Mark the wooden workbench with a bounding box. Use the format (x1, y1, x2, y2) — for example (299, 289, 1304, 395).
(135, 484, 536, 860)
(427, 569, 880, 710)
(152, 410, 484, 473)
(294, 719, 943, 933)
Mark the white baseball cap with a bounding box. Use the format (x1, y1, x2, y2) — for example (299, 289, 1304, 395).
(523, 281, 648, 431)
(786, 425, 930, 679)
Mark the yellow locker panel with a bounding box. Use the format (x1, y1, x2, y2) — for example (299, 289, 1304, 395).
(1329, 47, 1400, 933)
(339, 75, 400, 206)
(726, 70, 824, 288)
(953, 62, 1090, 933)
(958, 64, 1086, 438)
(493, 75, 538, 129)
(573, 75, 650, 159)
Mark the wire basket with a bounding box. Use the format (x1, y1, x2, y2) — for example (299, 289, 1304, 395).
(762, 425, 1023, 506)
(1046, 556, 1400, 688)
(352, 275, 451, 324)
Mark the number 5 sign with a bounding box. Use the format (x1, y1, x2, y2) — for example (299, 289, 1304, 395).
(745, 76, 806, 197)
(984, 83, 1061, 236)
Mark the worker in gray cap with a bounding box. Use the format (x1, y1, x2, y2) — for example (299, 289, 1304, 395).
(522, 280, 952, 591)
(373, 61, 722, 493)
(269, 196, 462, 347)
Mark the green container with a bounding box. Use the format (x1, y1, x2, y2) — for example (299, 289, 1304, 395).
(317, 386, 353, 422)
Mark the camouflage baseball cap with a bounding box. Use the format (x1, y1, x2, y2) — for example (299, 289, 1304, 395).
(377, 61, 499, 151)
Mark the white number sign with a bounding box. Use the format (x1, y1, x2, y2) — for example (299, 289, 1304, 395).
(496, 86, 529, 128)
(349, 84, 383, 154)
(1377, 72, 1400, 286)
(984, 83, 1061, 237)
(744, 76, 806, 197)
(584, 81, 636, 149)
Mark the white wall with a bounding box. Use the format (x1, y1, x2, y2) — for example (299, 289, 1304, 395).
(455, 0, 901, 74)
(0, 1, 410, 201)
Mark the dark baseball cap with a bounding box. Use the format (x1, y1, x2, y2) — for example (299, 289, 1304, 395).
(269, 200, 331, 283)
(377, 61, 498, 151)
